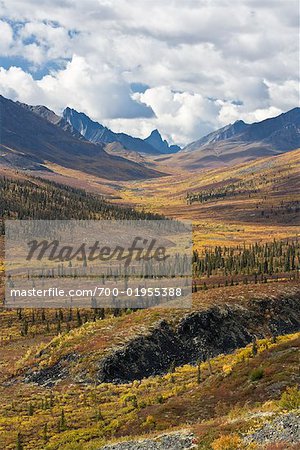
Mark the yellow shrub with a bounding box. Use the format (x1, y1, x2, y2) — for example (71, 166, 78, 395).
(235, 347, 252, 363)
(120, 393, 137, 407)
(211, 433, 242, 450)
(278, 386, 300, 410)
(222, 363, 232, 376)
(227, 403, 249, 420)
(142, 415, 156, 430)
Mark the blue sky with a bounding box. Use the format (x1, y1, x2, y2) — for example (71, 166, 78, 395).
(0, 0, 299, 145)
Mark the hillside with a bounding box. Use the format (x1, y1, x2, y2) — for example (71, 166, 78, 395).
(12, 283, 300, 384)
(0, 159, 299, 449)
(0, 2, 299, 449)
(0, 95, 164, 181)
(168, 108, 300, 169)
(0, 286, 299, 449)
(0, 172, 163, 229)
(119, 148, 300, 248)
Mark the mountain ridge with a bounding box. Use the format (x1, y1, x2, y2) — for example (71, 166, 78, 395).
(0, 95, 165, 180)
(182, 120, 248, 152)
(144, 129, 181, 153)
(63, 107, 180, 155)
(172, 107, 300, 169)
(17, 102, 86, 141)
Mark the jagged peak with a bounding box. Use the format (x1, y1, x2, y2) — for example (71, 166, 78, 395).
(149, 129, 161, 137)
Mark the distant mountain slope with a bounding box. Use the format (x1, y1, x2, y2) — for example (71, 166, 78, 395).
(144, 129, 180, 153)
(0, 95, 164, 180)
(119, 146, 300, 243)
(184, 120, 249, 151)
(63, 107, 180, 154)
(174, 108, 300, 169)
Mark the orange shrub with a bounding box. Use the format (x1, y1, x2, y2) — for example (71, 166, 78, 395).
(211, 433, 242, 450)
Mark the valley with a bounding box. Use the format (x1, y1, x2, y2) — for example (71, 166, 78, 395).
(6, 144, 299, 249)
(0, 96, 299, 450)
(0, 0, 299, 446)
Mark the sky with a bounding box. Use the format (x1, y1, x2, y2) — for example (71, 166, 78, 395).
(0, 0, 299, 146)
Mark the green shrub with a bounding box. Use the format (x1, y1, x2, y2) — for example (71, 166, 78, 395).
(156, 394, 164, 404)
(249, 367, 264, 381)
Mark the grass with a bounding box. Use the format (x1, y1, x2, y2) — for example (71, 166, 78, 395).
(0, 332, 298, 449)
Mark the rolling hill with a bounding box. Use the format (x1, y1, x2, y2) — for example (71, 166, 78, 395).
(118, 148, 300, 248)
(0, 281, 299, 449)
(0, 95, 164, 181)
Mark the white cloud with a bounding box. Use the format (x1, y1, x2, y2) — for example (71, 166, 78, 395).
(0, 0, 298, 145)
(265, 80, 300, 112)
(0, 20, 13, 53)
(19, 21, 74, 63)
(216, 100, 282, 126)
(0, 55, 153, 120)
(0, 66, 46, 104)
(130, 87, 219, 144)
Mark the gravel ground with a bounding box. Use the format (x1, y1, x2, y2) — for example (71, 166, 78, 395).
(244, 412, 300, 445)
(98, 431, 196, 450)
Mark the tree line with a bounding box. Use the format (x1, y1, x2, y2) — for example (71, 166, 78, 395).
(0, 175, 164, 234)
(186, 179, 257, 204)
(193, 239, 300, 278)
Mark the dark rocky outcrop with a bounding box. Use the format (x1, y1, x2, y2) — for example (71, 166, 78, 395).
(24, 292, 300, 386)
(24, 352, 79, 387)
(97, 294, 300, 383)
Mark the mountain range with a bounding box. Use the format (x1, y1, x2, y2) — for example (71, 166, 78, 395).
(63, 107, 180, 155)
(172, 107, 300, 169)
(0, 94, 299, 180)
(0, 95, 164, 180)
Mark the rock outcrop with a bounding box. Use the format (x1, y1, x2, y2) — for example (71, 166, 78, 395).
(97, 293, 300, 383)
(25, 292, 300, 386)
